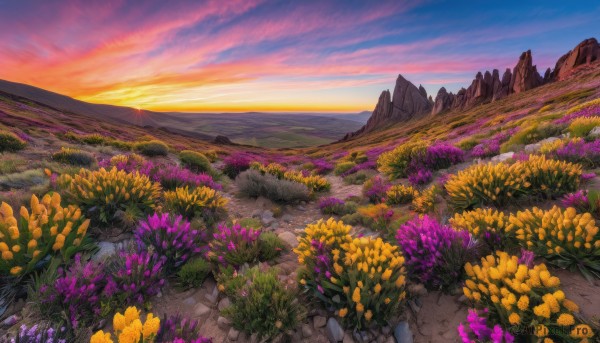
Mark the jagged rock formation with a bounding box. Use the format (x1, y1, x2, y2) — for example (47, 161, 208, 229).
(343, 38, 600, 140)
(551, 38, 599, 80)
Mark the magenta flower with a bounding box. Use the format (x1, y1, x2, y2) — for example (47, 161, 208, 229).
(210, 223, 261, 267)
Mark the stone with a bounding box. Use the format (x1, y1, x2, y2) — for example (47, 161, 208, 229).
(510, 50, 542, 94)
(394, 322, 413, 343)
(278, 231, 298, 248)
(385, 337, 396, 343)
(1, 314, 18, 327)
(343, 332, 356, 343)
(491, 152, 514, 163)
(314, 315, 327, 328)
(589, 126, 600, 137)
(432, 87, 453, 115)
(92, 241, 116, 261)
(552, 38, 600, 81)
(182, 296, 196, 307)
(217, 316, 232, 329)
(524, 143, 541, 153)
(353, 330, 372, 343)
(281, 214, 293, 223)
(214, 135, 233, 144)
(218, 297, 231, 311)
(407, 283, 427, 297)
(261, 210, 275, 225)
(228, 328, 240, 341)
(408, 300, 420, 313)
(194, 303, 211, 317)
(326, 318, 345, 343)
(302, 323, 313, 338)
(297, 205, 306, 211)
(205, 285, 219, 305)
(381, 326, 392, 336)
(251, 209, 262, 218)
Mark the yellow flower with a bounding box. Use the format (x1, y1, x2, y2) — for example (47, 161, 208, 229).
(118, 325, 141, 343)
(384, 298, 391, 304)
(338, 308, 348, 318)
(533, 303, 551, 319)
(113, 313, 126, 332)
(352, 287, 361, 303)
(562, 299, 580, 313)
(142, 313, 160, 338)
(557, 313, 575, 326)
(535, 324, 549, 337)
(374, 283, 382, 294)
(356, 303, 364, 312)
(543, 338, 554, 343)
(365, 310, 373, 321)
(517, 295, 529, 311)
(570, 324, 594, 338)
(124, 306, 140, 325)
(90, 331, 114, 343)
(382, 268, 392, 280)
(2, 251, 13, 260)
(10, 266, 22, 275)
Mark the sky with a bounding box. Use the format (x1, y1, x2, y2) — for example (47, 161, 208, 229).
(0, 0, 598, 113)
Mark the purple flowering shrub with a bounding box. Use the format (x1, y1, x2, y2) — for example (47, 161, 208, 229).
(396, 215, 473, 290)
(222, 152, 253, 178)
(111, 251, 166, 305)
(155, 313, 213, 343)
(311, 158, 334, 174)
(552, 139, 600, 167)
(362, 176, 390, 203)
(421, 143, 464, 170)
(340, 161, 377, 177)
(471, 128, 518, 158)
(38, 256, 115, 330)
(135, 213, 209, 273)
(4, 324, 68, 343)
(457, 309, 514, 343)
(554, 99, 600, 125)
(209, 223, 261, 267)
(408, 168, 433, 185)
(318, 197, 346, 215)
(562, 189, 600, 219)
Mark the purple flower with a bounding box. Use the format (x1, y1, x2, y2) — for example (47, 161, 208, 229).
(210, 223, 261, 267)
(561, 190, 589, 211)
(318, 197, 346, 215)
(554, 102, 600, 124)
(408, 168, 433, 185)
(112, 251, 166, 305)
(363, 176, 390, 203)
(552, 139, 600, 168)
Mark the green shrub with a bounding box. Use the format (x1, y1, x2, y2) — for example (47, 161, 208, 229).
(52, 147, 96, 166)
(237, 217, 262, 230)
(0, 169, 47, 190)
(343, 169, 377, 185)
(215, 265, 248, 298)
(235, 170, 310, 203)
(377, 141, 428, 179)
(456, 137, 480, 151)
(222, 266, 305, 341)
(107, 139, 134, 151)
(177, 258, 212, 289)
(345, 151, 368, 164)
(179, 150, 213, 173)
(0, 154, 27, 175)
(0, 131, 26, 152)
(81, 133, 106, 145)
(258, 232, 286, 261)
(334, 161, 356, 175)
(135, 140, 169, 156)
(501, 122, 564, 152)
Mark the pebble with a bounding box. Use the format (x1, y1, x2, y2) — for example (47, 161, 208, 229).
(218, 297, 231, 311)
(394, 321, 413, 343)
(205, 286, 219, 305)
(194, 303, 211, 317)
(314, 315, 327, 328)
(182, 296, 196, 307)
(278, 231, 299, 248)
(407, 283, 427, 297)
(302, 323, 313, 338)
(92, 241, 116, 261)
(281, 214, 293, 223)
(326, 317, 344, 342)
(217, 316, 232, 329)
(228, 328, 240, 341)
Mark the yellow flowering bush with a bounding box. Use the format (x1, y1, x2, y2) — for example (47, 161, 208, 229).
(295, 219, 407, 330)
(446, 157, 581, 210)
(386, 184, 418, 205)
(251, 162, 330, 192)
(377, 141, 428, 179)
(507, 206, 600, 280)
(59, 167, 161, 227)
(90, 306, 160, 343)
(464, 251, 590, 342)
(0, 193, 90, 276)
(164, 186, 228, 224)
(450, 208, 517, 251)
(411, 185, 438, 214)
(569, 116, 600, 137)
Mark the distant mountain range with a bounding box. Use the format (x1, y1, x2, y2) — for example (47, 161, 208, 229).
(344, 37, 600, 140)
(0, 79, 368, 148)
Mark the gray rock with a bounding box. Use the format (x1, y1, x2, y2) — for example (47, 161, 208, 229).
(262, 210, 275, 225)
(228, 328, 240, 341)
(385, 337, 396, 343)
(381, 326, 392, 336)
(408, 300, 420, 313)
(539, 137, 560, 145)
(302, 323, 313, 338)
(491, 152, 514, 163)
(205, 286, 219, 305)
(194, 303, 211, 317)
(217, 316, 232, 329)
(281, 214, 293, 223)
(297, 205, 306, 211)
(92, 241, 116, 261)
(218, 297, 231, 311)
(352, 330, 371, 343)
(251, 209, 262, 218)
(589, 126, 600, 137)
(394, 322, 413, 343)
(182, 296, 196, 307)
(326, 318, 344, 342)
(314, 315, 327, 328)
(407, 283, 427, 297)
(343, 332, 356, 343)
(1, 314, 18, 327)
(278, 231, 298, 248)
(524, 143, 541, 153)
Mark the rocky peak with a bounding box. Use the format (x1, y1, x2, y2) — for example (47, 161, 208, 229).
(418, 85, 428, 99)
(510, 50, 542, 94)
(552, 38, 600, 80)
(432, 87, 453, 116)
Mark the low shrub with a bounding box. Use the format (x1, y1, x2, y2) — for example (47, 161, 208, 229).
(357, 203, 401, 234)
(222, 266, 305, 341)
(385, 184, 418, 205)
(90, 307, 161, 343)
(58, 167, 161, 227)
(568, 116, 600, 137)
(555, 98, 600, 124)
(411, 185, 438, 214)
(377, 141, 428, 179)
(235, 169, 310, 203)
(500, 123, 563, 153)
(135, 140, 169, 156)
(295, 219, 407, 330)
(457, 309, 515, 343)
(163, 186, 228, 224)
(553, 139, 600, 168)
(334, 161, 356, 176)
(155, 313, 213, 343)
(456, 137, 480, 151)
(0, 193, 90, 277)
(343, 169, 377, 185)
(463, 251, 590, 342)
(450, 208, 515, 252)
(135, 213, 209, 273)
(80, 133, 106, 145)
(318, 197, 346, 215)
(0, 169, 47, 190)
(179, 150, 213, 174)
(222, 153, 252, 178)
(209, 223, 261, 267)
(237, 217, 262, 230)
(407, 168, 433, 185)
(0, 131, 26, 152)
(507, 206, 600, 280)
(397, 216, 474, 291)
(259, 232, 286, 261)
(2, 323, 68, 343)
(177, 257, 212, 289)
(362, 176, 390, 203)
(52, 147, 96, 166)
(110, 251, 166, 306)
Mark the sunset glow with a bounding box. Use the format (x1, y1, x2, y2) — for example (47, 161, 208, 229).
(0, 0, 598, 112)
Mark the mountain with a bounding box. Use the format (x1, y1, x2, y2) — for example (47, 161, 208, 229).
(343, 38, 600, 140)
(0, 79, 365, 148)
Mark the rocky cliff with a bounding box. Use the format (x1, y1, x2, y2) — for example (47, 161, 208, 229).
(344, 38, 600, 139)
